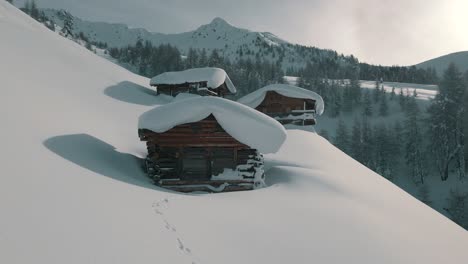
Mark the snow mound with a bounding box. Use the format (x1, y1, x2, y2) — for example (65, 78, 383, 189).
(238, 84, 325, 115)
(139, 96, 287, 153)
(149, 67, 237, 94)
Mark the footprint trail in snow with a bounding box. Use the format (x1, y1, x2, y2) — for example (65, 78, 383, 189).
(152, 198, 200, 264)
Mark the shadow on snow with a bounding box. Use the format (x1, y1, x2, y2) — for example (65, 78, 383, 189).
(104, 81, 167, 106)
(43, 133, 172, 193)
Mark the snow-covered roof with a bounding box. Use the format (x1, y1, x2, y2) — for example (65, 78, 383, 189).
(237, 84, 325, 116)
(149, 67, 237, 94)
(138, 96, 286, 154)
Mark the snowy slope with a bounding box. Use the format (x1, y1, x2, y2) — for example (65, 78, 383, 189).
(416, 51, 468, 76)
(0, 3, 467, 264)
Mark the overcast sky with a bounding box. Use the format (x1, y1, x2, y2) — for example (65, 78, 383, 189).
(18, 0, 468, 66)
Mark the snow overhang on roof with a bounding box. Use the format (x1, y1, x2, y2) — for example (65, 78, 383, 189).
(149, 67, 237, 94)
(138, 96, 286, 154)
(237, 84, 325, 116)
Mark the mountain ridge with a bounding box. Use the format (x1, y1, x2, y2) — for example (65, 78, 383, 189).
(416, 51, 468, 76)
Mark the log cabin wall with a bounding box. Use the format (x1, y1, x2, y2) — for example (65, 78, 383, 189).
(254, 91, 317, 126)
(255, 91, 316, 116)
(139, 115, 258, 187)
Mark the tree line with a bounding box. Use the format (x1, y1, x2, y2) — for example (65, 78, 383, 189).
(108, 41, 284, 96)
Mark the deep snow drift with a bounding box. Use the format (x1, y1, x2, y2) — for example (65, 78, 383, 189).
(0, 3, 467, 264)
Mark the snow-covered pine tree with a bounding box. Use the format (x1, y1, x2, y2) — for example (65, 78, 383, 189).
(362, 90, 373, 117)
(398, 88, 406, 110)
(350, 119, 363, 163)
(185, 48, 199, 69)
(428, 63, 466, 181)
(349, 77, 361, 106)
(208, 49, 222, 67)
(60, 11, 74, 38)
(390, 87, 396, 101)
(361, 118, 374, 168)
(378, 91, 389, 116)
(445, 189, 468, 229)
(30, 0, 39, 19)
(23, 0, 31, 15)
(334, 119, 350, 153)
(373, 124, 393, 178)
(464, 70, 468, 171)
(372, 81, 381, 103)
(198, 49, 208, 66)
(404, 96, 426, 183)
(342, 85, 353, 112)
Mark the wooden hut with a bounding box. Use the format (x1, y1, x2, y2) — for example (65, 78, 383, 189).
(150, 67, 236, 97)
(138, 96, 286, 193)
(238, 84, 324, 126)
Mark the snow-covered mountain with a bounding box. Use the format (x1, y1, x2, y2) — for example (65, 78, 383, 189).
(1, 3, 467, 264)
(416, 51, 468, 76)
(41, 8, 351, 70)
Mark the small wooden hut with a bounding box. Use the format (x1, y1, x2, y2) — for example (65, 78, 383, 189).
(238, 84, 324, 126)
(150, 67, 236, 97)
(138, 96, 286, 192)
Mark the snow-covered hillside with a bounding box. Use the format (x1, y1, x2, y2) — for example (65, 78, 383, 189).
(1, 3, 467, 264)
(40, 9, 349, 70)
(416, 51, 468, 77)
(41, 9, 286, 52)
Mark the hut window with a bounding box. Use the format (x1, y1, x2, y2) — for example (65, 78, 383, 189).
(305, 100, 316, 110)
(211, 148, 236, 176)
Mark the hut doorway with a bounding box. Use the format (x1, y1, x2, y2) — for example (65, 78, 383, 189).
(181, 148, 210, 180)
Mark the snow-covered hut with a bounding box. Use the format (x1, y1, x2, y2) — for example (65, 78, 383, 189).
(150, 67, 237, 97)
(238, 84, 325, 126)
(138, 96, 286, 192)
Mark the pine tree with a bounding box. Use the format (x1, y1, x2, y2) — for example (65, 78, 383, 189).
(398, 88, 406, 110)
(30, 0, 39, 19)
(208, 49, 222, 67)
(334, 119, 350, 153)
(198, 49, 208, 66)
(464, 70, 468, 171)
(372, 81, 381, 103)
(60, 11, 74, 37)
(185, 48, 199, 69)
(445, 189, 468, 229)
(362, 90, 373, 117)
(378, 92, 389, 116)
(23, 0, 31, 14)
(350, 119, 363, 163)
(428, 63, 466, 181)
(361, 118, 374, 168)
(342, 86, 353, 112)
(390, 87, 396, 101)
(404, 96, 426, 183)
(349, 77, 361, 105)
(373, 124, 393, 178)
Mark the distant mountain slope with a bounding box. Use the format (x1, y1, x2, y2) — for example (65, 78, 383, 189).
(41, 9, 356, 71)
(2, 3, 468, 264)
(416, 51, 468, 76)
